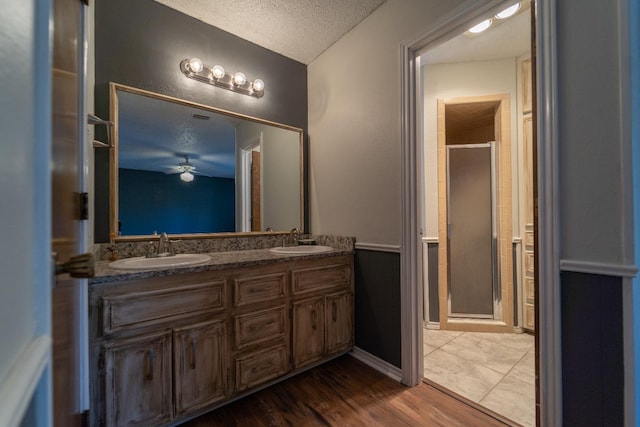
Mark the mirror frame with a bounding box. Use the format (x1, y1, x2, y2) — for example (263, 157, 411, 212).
(109, 82, 305, 241)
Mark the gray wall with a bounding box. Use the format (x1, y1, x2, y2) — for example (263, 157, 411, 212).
(557, 0, 632, 264)
(94, 0, 308, 242)
(555, 0, 631, 422)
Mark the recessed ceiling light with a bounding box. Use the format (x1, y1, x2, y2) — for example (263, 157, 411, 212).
(495, 3, 520, 19)
(468, 19, 493, 34)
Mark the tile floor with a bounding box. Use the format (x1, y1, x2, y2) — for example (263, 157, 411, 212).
(423, 328, 535, 427)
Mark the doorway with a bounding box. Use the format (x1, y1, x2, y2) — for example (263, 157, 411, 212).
(415, 2, 536, 426)
(437, 96, 514, 332)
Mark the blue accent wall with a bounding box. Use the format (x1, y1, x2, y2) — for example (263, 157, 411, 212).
(119, 168, 235, 235)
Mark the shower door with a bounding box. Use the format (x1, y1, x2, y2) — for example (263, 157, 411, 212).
(446, 143, 497, 318)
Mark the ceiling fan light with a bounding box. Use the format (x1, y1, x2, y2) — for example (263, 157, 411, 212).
(180, 171, 194, 182)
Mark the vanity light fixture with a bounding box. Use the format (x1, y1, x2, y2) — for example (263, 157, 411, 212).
(180, 58, 265, 98)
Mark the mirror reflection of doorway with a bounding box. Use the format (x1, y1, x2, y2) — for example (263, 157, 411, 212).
(251, 150, 261, 231)
(418, 2, 537, 426)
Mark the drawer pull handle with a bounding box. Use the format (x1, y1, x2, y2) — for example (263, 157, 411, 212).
(332, 302, 337, 322)
(191, 340, 197, 370)
(311, 309, 317, 330)
(145, 349, 154, 381)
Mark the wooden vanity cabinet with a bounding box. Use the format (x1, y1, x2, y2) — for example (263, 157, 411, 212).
(173, 319, 227, 415)
(90, 255, 353, 426)
(292, 296, 325, 367)
(103, 330, 173, 427)
(91, 274, 229, 427)
(231, 270, 290, 393)
(291, 261, 354, 369)
(326, 290, 353, 354)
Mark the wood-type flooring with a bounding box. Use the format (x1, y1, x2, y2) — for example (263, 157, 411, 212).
(182, 355, 511, 427)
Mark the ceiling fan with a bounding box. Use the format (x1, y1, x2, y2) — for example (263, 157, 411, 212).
(166, 155, 198, 182)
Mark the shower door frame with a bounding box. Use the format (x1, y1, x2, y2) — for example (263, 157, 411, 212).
(446, 142, 500, 320)
(436, 95, 514, 333)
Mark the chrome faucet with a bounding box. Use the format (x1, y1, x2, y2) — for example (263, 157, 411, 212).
(289, 228, 300, 245)
(157, 232, 170, 254)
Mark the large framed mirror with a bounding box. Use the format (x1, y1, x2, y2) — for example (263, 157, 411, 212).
(109, 83, 304, 239)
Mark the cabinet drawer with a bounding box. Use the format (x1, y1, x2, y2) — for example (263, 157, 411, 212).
(291, 264, 350, 295)
(233, 272, 286, 306)
(234, 306, 287, 350)
(102, 281, 225, 334)
(235, 345, 288, 392)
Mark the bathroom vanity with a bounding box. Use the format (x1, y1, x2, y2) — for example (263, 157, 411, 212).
(89, 246, 353, 427)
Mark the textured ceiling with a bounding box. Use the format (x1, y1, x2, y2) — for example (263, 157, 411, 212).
(154, 0, 387, 64)
(118, 90, 239, 178)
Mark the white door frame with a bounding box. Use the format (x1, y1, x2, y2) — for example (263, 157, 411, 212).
(399, 1, 562, 425)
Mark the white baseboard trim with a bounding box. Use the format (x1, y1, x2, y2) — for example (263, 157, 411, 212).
(425, 321, 440, 330)
(0, 335, 51, 427)
(354, 242, 401, 253)
(560, 259, 639, 278)
(349, 347, 402, 383)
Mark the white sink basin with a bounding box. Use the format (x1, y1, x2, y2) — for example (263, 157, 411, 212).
(269, 245, 333, 255)
(108, 253, 211, 270)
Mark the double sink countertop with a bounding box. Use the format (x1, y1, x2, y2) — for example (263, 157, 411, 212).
(90, 247, 354, 285)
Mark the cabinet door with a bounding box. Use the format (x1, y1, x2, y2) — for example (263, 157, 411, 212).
(292, 296, 325, 368)
(174, 320, 228, 415)
(326, 291, 353, 355)
(104, 331, 172, 427)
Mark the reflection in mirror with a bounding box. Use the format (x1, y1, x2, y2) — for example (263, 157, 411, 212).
(110, 83, 303, 238)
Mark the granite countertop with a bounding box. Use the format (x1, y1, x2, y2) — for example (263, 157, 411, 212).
(90, 247, 353, 285)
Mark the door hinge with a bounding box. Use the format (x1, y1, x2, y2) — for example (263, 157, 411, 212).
(75, 192, 89, 220)
(81, 0, 89, 5)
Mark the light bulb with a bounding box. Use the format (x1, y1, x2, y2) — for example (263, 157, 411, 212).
(495, 3, 520, 19)
(180, 171, 194, 182)
(212, 65, 225, 80)
(468, 19, 492, 34)
(252, 79, 265, 92)
(187, 58, 203, 73)
(233, 72, 247, 86)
